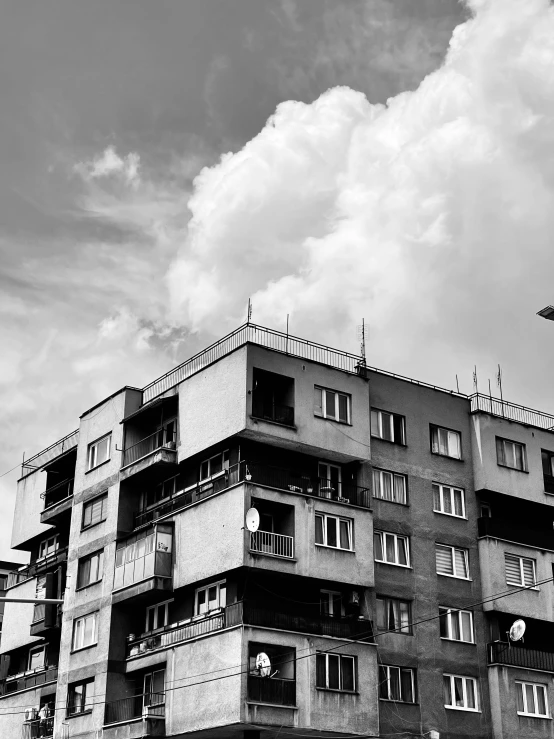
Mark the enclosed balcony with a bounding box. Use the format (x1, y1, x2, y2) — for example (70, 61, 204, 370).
(1, 666, 58, 695)
(121, 397, 178, 479)
(112, 524, 173, 604)
(6, 548, 68, 589)
(252, 367, 295, 427)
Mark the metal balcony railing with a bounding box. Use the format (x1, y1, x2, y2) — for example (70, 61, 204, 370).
(488, 641, 554, 672)
(247, 675, 296, 706)
(6, 548, 68, 589)
(252, 400, 294, 426)
(471, 393, 554, 431)
(3, 667, 58, 695)
(122, 429, 176, 467)
(104, 693, 165, 725)
(41, 478, 74, 510)
(22, 429, 79, 478)
(22, 717, 54, 739)
(250, 530, 294, 558)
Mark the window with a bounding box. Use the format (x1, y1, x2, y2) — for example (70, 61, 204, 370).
(200, 450, 229, 481)
(318, 462, 342, 495)
(433, 483, 466, 518)
(77, 550, 104, 589)
(430, 426, 461, 459)
(316, 653, 356, 692)
(146, 600, 172, 632)
(320, 590, 344, 617)
(443, 674, 479, 711)
(38, 535, 59, 560)
(542, 450, 554, 493)
(496, 437, 527, 471)
(439, 607, 474, 643)
(379, 665, 416, 703)
(28, 646, 45, 671)
(371, 409, 405, 444)
(435, 544, 469, 580)
(72, 612, 98, 651)
(374, 531, 410, 567)
(373, 469, 407, 505)
(505, 553, 536, 588)
(376, 596, 411, 634)
(87, 433, 111, 471)
(516, 681, 549, 717)
(67, 679, 94, 716)
(82, 493, 108, 529)
(315, 514, 353, 550)
(314, 386, 351, 423)
(195, 580, 226, 615)
(143, 669, 165, 708)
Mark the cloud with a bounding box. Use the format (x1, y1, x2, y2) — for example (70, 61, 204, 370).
(76, 145, 141, 185)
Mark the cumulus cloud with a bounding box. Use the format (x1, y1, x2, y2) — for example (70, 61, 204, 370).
(76, 145, 141, 185)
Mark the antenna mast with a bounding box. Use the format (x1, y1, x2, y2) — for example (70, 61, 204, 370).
(247, 298, 253, 324)
(357, 319, 366, 366)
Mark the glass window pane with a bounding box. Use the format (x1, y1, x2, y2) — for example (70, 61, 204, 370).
(327, 517, 337, 547)
(448, 431, 460, 458)
(372, 469, 380, 497)
(431, 427, 440, 454)
(461, 612, 472, 642)
(316, 654, 326, 687)
(439, 609, 448, 638)
(374, 532, 383, 561)
(515, 444, 524, 470)
(443, 676, 452, 706)
(496, 437, 505, 465)
(454, 489, 464, 517)
(516, 683, 525, 713)
(399, 601, 410, 633)
(208, 586, 217, 609)
(382, 413, 393, 441)
(315, 516, 324, 544)
(376, 598, 385, 628)
(314, 388, 323, 416)
(466, 679, 476, 709)
(385, 534, 396, 563)
(379, 666, 388, 699)
(454, 549, 468, 578)
(339, 520, 350, 549)
(433, 484, 441, 511)
(397, 538, 408, 566)
(197, 590, 206, 614)
(341, 657, 355, 691)
(439, 428, 449, 455)
(393, 475, 406, 504)
(328, 654, 340, 689)
(382, 473, 393, 501)
(371, 409, 380, 437)
(401, 669, 413, 703)
(325, 391, 336, 418)
(525, 684, 535, 713)
(451, 612, 460, 641)
(537, 686, 547, 715)
(219, 584, 226, 608)
(454, 677, 464, 706)
(338, 394, 348, 423)
(389, 667, 400, 701)
(443, 488, 452, 514)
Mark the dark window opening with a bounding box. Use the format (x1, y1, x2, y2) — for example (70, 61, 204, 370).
(252, 369, 294, 426)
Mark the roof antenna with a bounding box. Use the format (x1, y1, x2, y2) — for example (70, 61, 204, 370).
(496, 364, 505, 418)
(356, 319, 367, 365)
(247, 298, 253, 325)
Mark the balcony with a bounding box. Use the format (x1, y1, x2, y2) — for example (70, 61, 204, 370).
(6, 549, 68, 589)
(22, 717, 54, 739)
(126, 601, 373, 659)
(40, 478, 74, 525)
(478, 516, 554, 551)
(104, 692, 165, 726)
(121, 428, 177, 478)
(2, 667, 58, 695)
(112, 524, 173, 604)
(488, 641, 554, 672)
(30, 602, 61, 637)
(250, 531, 294, 559)
(247, 675, 296, 706)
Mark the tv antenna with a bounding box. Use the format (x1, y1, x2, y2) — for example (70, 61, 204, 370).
(356, 319, 367, 366)
(247, 298, 253, 324)
(508, 619, 526, 643)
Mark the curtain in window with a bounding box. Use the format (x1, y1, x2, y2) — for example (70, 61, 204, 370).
(393, 475, 406, 504)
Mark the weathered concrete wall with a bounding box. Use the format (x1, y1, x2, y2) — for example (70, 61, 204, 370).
(0, 578, 42, 653)
(488, 664, 554, 739)
(11, 469, 52, 550)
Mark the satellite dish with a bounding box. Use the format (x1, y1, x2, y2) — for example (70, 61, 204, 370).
(509, 619, 526, 642)
(245, 508, 260, 533)
(256, 652, 271, 677)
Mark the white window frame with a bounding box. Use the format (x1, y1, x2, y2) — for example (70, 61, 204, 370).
(68, 679, 94, 716)
(516, 681, 549, 718)
(200, 450, 229, 481)
(72, 612, 98, 651)
(77, 549, 104, 589)
(314, 386, 351, 424)
(320, 590, 344, 617)
(315, 513, 353, 551)
(433, 483, 466, 518)
(439, 607, 474, 643)
(316, 652, 356, 692)
(371, 409, 405, 444)
(435, 544, 470, 580)
(145, 599, 172, 632)
(430, 426, 461, 459)
(194, 580, 226, 616)
(496, 437, 527, 471)
(505, 553, 537, 589)
(373, 469, 407, 505)
(444, 674, 479, 712)
(87, 433, 111, 471)
(38, 534, 59, 560)
(82, 493, 108, 529)
(28, 645, 45, 672)
(379, 665, 416, 703)
(374, 531, 410, 568)
(318, 462, 342, 495)
(376, 596, 412, 635)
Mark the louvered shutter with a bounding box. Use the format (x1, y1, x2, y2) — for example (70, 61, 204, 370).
(436, 545, 453, 575)
(505, 554, 522, 585)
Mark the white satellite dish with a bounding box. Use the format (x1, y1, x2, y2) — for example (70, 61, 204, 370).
(256, 652, 271, 677)
(245, 508, 260, 533)
(509, 619, 526, 642)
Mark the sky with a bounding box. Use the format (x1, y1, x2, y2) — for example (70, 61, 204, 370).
(1, 0, 554, 561)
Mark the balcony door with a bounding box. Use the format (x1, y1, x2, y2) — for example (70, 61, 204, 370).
(143, 668, 165, 708)
(318, 462, 342, 497)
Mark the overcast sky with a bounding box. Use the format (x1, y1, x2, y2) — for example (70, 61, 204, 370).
(2, 0, 554, 561)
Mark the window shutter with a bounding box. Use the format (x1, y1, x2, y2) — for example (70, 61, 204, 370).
(522, 558, 535, 586)
(436, 545, 453, 576)
(505, 554, 522, 585)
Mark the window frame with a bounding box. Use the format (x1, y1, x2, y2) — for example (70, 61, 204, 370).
(194, 580, 226, 616)
(516, 681, 549, 718)
(316, 652, 356, 692)
(314, 386, 351, 424)
(372, 468, 408, 505)
(28, 645, 45, 672)
(315, 513, 354, 551)
(320, 590, 344, 618)
(86, 433, 111, 472)
(379, 665, 416, 703)
(496, 436, 527, 472)
(505, 553, 537, 589)
(435, 544, 470, 580)
(67, 679, 94, 717)
(76, 549, 104, 590)
(81, 492, 108, 530)
(439, 607, 475, 643)
(38, 534, 59, 560)
(443, 674, 479, 712)
(376, 596, 412, 635)
(145, 599, 173, 632)
(200, 450, 229, 482)
(430, 425, 462, 460)
(72, 612, 98, 652)
(374, 531, 411, 568)
(371, 409, 406, 445)
(433, 482, 466, 519)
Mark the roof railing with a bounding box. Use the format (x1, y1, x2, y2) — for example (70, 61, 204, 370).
(470, 393, 554, 431)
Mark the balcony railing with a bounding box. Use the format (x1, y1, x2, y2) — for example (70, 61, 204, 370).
(6, 548, 68, 589)
(127, 601, 373, 658)
(488, 641, 554, 672)
(247, 675, 296, 706)
(41, 478, 74, 511)
(252, 400, 294, 426)
(22, 429, 79, 478)
(22, 717, 54, 739)
(122, 429, 176, 468)
(250, 530, 294, 558)
(3, 667, 58, 695)
(478, 516, 554, 551)
(104, 693, 165, 725)
(471, 393, 554, 431)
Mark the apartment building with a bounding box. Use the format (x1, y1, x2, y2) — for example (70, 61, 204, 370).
(0, 323, 552, 739)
